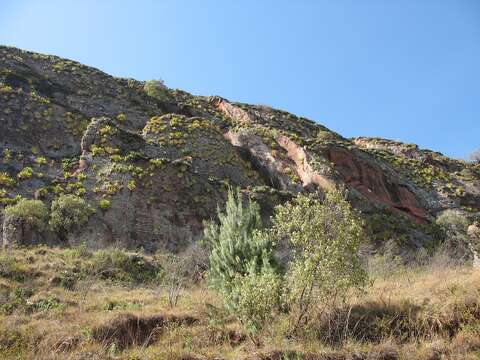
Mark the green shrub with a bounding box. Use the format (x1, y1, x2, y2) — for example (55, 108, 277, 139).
(49, 194, 94, 240)
(271, 190, 367, 333)
(227, 266, 284, 342)
(0, 255, 25, 281)
(144, 79, 170, 102)
(4, 199, 48, 233)
(16, 167, 33, 180)
(0, 172, 15, 187)
(62, 242, 91, 259)
(89, 249, 159, 284)
(204, 188, 276, 294)
(98, 198, 111, 210)
(1, 287, 33, 315)
(32, 296, 63, 312)
(436, 209, 469, 233)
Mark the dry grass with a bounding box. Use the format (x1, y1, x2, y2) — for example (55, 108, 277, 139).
(0, 246, 479, 359)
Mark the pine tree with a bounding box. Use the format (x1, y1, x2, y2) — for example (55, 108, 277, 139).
(204, 188, 274, 294)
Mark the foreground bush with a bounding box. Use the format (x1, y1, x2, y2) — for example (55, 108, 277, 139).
(205, 189, 279, 341)
(271, 189, 367, 333)
(227, 267, 284, 341)
(205, 188, 275, 294)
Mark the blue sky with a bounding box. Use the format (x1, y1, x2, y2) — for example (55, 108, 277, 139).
(1, 1, 479, 159)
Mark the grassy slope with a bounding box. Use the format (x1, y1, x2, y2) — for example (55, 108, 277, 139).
(0, 246, 479, 360)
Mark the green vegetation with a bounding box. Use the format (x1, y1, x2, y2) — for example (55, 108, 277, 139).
(4, 198, 48, 233)
(0, 172, 15, 187)
(16, 167, 33, 180)
(88, 249, 159, 285)
(49, 195, 95, 240)
(205, 188, 367, 343)
(226, 265, 284, 342)
(436, 209, 474, 263)
(0, 254, 26, 281)
(204, 189, 274, 294)
(272, 190, 367, 334)
(144, 79, 170, 102)
(98, 198, 111, 210)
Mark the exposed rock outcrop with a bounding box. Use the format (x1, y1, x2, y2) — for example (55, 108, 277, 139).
(327, 146, 428, 222)
(1, 46, 479, 257)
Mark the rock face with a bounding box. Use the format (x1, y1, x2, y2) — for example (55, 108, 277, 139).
(1, 46, 479, 256)
(326, 146, 427, 222)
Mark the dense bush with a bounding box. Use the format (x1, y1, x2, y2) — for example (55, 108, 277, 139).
(4, 199, 48, 245)
(144, 79, 170, 102)
(49, 195, 94, 240)
(270, 190, 367, 334)
(206, 189, 367, 340)
(226, 267, 284, 342)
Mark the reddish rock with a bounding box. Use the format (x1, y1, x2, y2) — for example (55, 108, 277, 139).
(328, 147, 428, 222)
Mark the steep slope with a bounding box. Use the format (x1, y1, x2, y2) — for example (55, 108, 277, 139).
(1, 46, 479, 256)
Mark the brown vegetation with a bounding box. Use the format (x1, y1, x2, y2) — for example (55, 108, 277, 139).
(0, 246, 479, 359)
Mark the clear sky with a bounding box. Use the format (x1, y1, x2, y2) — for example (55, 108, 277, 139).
(1, 1, 479, 159)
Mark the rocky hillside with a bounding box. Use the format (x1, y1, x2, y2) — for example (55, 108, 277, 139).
(1, 46, 479, 257)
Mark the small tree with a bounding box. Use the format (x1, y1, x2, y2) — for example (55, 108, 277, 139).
(144, 79, 170, 102)
(4, 199, 48, 246)
(156, 252, 189, 308)
(272, 190, 367, 333)
(204, 188, 275, 294)
(204, 189, 280, 344)
(50, 195, 94, 241)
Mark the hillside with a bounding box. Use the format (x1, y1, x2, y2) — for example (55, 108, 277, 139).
(1, 46, 479, 258)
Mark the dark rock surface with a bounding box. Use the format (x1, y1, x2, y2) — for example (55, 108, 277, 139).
(1, 46, 479, 255)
